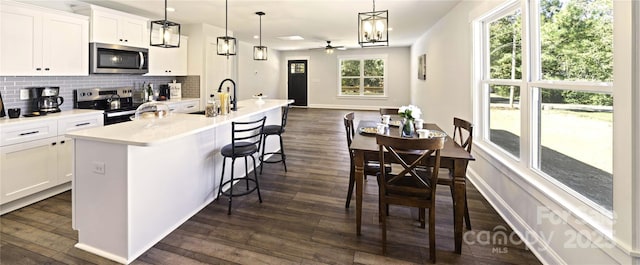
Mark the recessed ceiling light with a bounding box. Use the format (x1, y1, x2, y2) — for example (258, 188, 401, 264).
(166, 7, 175, 12)
(253, 35, 260, 39)
(277, 36, 304, 41)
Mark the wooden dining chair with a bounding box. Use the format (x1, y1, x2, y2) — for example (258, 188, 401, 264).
(344, 112, 386, 208)
(379, 108, 399, 116)
(376, 134, 444, 263)
(437, 117, 473, 229)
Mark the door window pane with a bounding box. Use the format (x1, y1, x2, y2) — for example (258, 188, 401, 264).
(489, 9, 522, 80)
(489, 84, 520, 158)
(538, 88, 613, 210)
(539, 0, 613, 82)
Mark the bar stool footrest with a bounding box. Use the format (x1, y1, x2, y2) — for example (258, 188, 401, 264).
(219, 178, 259, 197)
(260, 152, 285, 163)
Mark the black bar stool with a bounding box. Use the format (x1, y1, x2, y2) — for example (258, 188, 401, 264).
(217, 116, 266, 214)
(260, 105, 290, 174)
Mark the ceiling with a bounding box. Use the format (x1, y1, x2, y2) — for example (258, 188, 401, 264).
(44, 0, 461, 51)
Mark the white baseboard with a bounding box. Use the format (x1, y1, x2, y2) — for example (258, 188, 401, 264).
(466, 167, 565, 265)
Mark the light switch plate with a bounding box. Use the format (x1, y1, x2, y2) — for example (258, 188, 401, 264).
(20, 89, 29, 100)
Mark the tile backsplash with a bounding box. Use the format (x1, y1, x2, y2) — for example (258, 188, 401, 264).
(0, 75, 200, 112)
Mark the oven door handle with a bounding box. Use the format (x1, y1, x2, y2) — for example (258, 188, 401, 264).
(106, 110, 136, 118)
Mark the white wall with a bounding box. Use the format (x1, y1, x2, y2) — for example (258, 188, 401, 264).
(410, 1, 639, 264)
(237, 41, 282, 100)
(280, 47, 411, 110)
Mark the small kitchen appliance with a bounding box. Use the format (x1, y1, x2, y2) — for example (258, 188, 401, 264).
(74, 87, 137, 125)
(27, 87, 64, 113)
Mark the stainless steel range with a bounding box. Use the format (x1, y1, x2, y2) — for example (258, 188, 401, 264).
(74, 87, 139, 125)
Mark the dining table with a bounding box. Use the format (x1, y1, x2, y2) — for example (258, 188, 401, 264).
(350, 120, 475, 253)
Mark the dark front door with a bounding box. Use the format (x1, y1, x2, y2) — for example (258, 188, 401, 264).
(287, 60, 307, 106)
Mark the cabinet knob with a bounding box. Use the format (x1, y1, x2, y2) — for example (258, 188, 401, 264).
(60, 140, 66, 144)
(36, 68, 42, 71)
(51, 142, 57, 146)
(119, 39, 123, 41)
(44, 68, 50, 71)
(125, 39, 128, 42)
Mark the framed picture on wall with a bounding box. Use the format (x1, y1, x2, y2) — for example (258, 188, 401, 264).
(418, 54, 426, 80)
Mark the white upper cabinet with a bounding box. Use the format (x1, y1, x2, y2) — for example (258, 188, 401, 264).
(76, 5, 149, 48)
(147, 36, 188, 76)
(0, 1, 89, 76)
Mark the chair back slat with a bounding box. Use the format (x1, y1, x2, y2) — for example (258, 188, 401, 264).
(232, 116, 266, 150)
(379, 108, 399, 116)
(453, 117, 473, 153)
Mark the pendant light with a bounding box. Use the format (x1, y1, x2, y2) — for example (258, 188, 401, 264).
(150, 0, 180, 48)
(358, 0, 388, 47)
(217, 0, 237, 57)
(253, 12, 268, 60)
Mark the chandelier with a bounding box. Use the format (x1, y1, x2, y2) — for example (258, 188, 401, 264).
(217, 0, 237, 57)
(150, 0, 180, 48)
(358, 0, 388, 47)
(253, 12, 267, 60)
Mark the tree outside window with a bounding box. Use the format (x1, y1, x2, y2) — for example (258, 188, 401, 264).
(340, 57, 385, 96)
(480, 0, 613, 211)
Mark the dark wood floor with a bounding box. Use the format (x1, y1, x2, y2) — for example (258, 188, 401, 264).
(0, 108, 542, 265)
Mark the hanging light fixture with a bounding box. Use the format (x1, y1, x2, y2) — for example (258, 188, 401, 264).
(358, 0, 388, 47)
(217, 0, 237, 57)
(150, 0, 181, 48)
(253, 11, 268, 60)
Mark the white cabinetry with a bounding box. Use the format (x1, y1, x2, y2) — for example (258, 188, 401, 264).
(76, 5, 148, 48)
(166, 99, 200, 113)
(0, 112, 103, 214)
(0, 1, 89, 76)
(147, 36, 188, 76)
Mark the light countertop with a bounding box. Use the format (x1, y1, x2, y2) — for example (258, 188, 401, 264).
(0, 109, 104, 126)
(66, 99, 292, 146)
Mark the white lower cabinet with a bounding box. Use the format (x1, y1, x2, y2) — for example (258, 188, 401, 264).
(0, 111, 103, 213)
(0, 137, 58, 204)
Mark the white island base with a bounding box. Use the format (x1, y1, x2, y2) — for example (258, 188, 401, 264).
(68, 99, 291, 264)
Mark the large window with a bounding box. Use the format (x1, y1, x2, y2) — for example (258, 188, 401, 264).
(478, 0, 613, 211)
(339, 57, 386, 96)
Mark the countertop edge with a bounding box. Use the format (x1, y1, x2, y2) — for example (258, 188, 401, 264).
(66, 99, 292, 147)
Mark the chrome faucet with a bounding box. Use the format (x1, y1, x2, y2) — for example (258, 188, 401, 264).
(217, 78, 237, 111)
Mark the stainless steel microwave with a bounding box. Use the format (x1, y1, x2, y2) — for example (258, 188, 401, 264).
(90, 43, 148, 74)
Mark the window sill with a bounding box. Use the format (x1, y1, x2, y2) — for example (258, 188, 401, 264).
(336, 95, 389, 100)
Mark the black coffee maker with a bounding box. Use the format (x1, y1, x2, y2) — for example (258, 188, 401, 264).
(28, 87, 64, 113)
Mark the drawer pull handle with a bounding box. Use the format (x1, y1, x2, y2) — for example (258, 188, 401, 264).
(75, 122, 91, 127)
(19, 131, 39, 136)
(186, 105, 194, 108)
(51, 142, 57, 146)
(60, 140, 66, 144)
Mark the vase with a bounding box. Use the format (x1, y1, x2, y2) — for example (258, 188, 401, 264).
(401, 118, 415, 137)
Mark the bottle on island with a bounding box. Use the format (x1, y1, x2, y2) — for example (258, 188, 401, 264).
(147, 84, 154, 102)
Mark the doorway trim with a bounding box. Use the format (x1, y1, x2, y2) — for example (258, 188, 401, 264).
(284, 56, 310, 107)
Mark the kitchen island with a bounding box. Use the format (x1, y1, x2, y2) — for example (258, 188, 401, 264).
(66, 99, 292, 264)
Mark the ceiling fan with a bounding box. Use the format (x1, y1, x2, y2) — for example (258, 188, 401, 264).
(322, 41, 346, 54)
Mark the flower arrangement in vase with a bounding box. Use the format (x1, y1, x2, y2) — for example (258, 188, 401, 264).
(398, 105, 422, 137)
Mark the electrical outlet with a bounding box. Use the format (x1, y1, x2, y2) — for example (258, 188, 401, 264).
(20, 89, 29, 100)
(92, 161, 105, 175)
